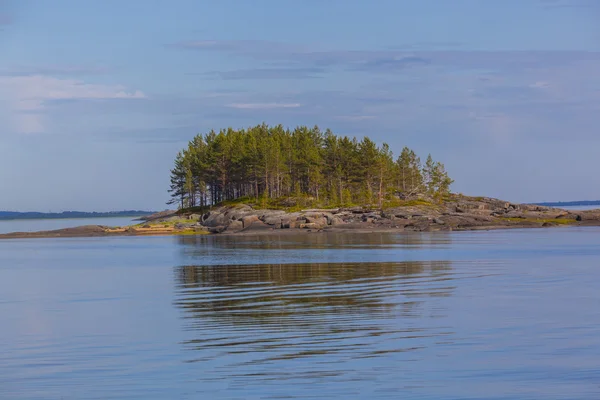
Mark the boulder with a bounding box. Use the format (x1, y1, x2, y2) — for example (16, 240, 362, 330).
(225, 220, 243, 232)
(208, 226, 226, 234)
(260, 210, 287, 226)
(202, 211, 227, 227)
(242, 215, 260, 228)
(328, 216, 345, 226)
(305, 216, 328, 228)
(226, 205, 254, 221)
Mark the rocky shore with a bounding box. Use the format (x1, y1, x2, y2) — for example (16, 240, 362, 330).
(193, 196, 600, 234)
(1, 196, 599, 239)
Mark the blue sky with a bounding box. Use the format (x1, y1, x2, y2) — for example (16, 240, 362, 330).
(1, 0, 599, 211)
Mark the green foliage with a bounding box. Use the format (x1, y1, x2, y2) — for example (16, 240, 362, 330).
(423, 154, 454, 199)
(168, 124, 454, 208)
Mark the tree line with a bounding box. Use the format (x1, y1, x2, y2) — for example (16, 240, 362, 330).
(168, 124, 453, 209)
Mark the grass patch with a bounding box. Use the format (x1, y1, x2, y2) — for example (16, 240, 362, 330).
(177, 194, 438, 215)
(135, 218, 193, 227)
(540, 218, 575, 225)
(384, 199, 435, 208)
(174, 229, 209, 236)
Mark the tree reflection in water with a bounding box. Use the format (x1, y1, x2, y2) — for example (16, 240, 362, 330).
(173, 260, 456, 365)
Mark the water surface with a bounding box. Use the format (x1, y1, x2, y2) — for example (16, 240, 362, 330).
(1, 228, 599, 399)
(561, 205, 600, 211)
(0, 216, 136, 234)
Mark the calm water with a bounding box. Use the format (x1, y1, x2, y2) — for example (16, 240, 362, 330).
(561, 205, 600, 211)
(1, 228, 600, 399)
(0, 217, 137, 234)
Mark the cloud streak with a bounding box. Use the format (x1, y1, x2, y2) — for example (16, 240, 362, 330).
(174, 39, 600, 75)
(0, 75, 145, 133)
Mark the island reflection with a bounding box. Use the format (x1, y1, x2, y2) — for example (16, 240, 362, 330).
(173, 261, 456, 365)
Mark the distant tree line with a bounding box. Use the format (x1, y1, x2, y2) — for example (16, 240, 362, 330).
(168, 124, 453, 209)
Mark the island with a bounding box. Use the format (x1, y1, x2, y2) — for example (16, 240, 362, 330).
(1, 123, 599, 239)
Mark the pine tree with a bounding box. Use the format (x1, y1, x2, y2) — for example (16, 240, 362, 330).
(432, 161, 454, 196)
(423, 154, 436, 196)
(168, 151, 188, 208)
(168, 124, 453, 208)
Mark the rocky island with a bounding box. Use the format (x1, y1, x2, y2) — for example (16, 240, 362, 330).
(2, 124, 598, 239)
(1, 194, 599, 239)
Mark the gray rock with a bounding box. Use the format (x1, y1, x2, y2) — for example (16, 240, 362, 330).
(225, 220, 243, 232)
(202, 211, 227, 227)
(261, 211, 286, 226)
(305, 216, 328, 227)
(328, 216, 344, 226)
(226, 205, 254, 221)
(208, 226, 226, 234)
(242, 215, 259, 228)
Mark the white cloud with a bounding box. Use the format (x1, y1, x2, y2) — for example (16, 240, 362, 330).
(0, 75, 145, 133)
(227, 102, 301, 109)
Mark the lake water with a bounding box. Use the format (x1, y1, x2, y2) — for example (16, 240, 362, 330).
(561, 205, 600, 211)
(0, 217, 137, 234)
(1, 228, 600, 399)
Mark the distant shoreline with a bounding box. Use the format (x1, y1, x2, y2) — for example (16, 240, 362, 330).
(0, 211, 156, 221)
(532, 201, 600, 207)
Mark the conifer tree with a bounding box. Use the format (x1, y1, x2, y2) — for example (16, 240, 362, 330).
(168, 151, 188, 208)
(167, 124, 453, 208)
